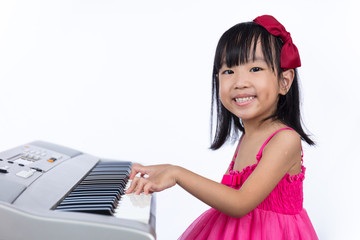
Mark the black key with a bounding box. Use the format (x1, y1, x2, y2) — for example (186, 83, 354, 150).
(57, 206, 114, 215)
(55, 161, 132, 216)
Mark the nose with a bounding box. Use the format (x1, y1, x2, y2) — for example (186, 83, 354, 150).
(233, 71, 249, 89)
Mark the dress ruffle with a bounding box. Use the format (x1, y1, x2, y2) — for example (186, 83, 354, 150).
(222, 161, 306, 215)
(179, 208, 318, 240)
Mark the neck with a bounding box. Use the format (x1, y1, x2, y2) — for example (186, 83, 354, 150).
(242, 118, 282, 137)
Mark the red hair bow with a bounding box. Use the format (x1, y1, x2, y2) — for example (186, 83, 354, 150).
(253, 15, 301, 70)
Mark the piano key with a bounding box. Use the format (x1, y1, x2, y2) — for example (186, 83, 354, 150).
(61, 198, 118, 205)
(73, 186, 123, 192)
(66, 190, 121, 197)
(79, 180, 127, 187)
(58, 199, 116, 207)
(55, 161, 133, 216)
(60, 196, 119, 208)
(96, 161, 132, 165)
(57, 206, 114, 215)
(114, 193, 152, 224)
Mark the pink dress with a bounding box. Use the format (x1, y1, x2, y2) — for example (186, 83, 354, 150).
(179, 128, 318, 239)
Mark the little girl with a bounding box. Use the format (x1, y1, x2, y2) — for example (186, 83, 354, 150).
(126, 15, 318, 239)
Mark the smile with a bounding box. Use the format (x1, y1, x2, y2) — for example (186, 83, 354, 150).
(235, 96, 255, 103)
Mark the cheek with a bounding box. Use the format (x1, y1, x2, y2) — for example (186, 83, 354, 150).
(218, 81, 229, 104)
(258, 81, 280, 100)
(219, 90, 226, 107)
(218, 88, 235, 115)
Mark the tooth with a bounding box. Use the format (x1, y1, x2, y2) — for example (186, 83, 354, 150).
(236, 97, 254, 103)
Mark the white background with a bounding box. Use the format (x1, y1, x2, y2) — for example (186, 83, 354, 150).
(1, 0, 359, 239)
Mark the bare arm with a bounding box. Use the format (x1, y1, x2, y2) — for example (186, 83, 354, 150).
(127, 130, 301, 218)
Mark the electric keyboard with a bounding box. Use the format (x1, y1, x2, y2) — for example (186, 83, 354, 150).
(0, 141, 156, 240)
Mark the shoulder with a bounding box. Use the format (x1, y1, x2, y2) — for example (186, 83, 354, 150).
(270, 128, 301, 147)
(262, 128, 302, 164)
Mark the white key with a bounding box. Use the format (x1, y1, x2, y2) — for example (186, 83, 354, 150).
(113, 181, 152, 224)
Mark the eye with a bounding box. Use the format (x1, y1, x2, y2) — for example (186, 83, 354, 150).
(222, 69, 234, 75)
(250, 67, 262, 72)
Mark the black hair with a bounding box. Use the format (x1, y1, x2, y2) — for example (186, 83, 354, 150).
(210, 21, 314, 150)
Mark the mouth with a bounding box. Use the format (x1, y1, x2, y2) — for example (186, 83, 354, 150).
(234, 96, 255, 103)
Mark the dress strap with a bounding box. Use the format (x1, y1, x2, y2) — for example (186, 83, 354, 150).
(233, 134, 244, 160)
(227, 135, 244, 171)
(255, 127, 301, 161)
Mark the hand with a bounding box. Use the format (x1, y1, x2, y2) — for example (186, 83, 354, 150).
(126, 163, 177, 195)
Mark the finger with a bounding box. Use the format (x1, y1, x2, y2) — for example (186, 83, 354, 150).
(128, 164, 139, 180)
(143, 182, 153, 195)
(129, 163, 144, 179)
(135, 178, 148, 195)
(126, 177, 139, 193)
(129, 164, 150, 180)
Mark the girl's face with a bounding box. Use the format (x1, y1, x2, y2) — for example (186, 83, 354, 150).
(219, 43, 284, 123)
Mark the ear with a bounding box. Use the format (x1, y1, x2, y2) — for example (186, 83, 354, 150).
(279, 69, 295, 95)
